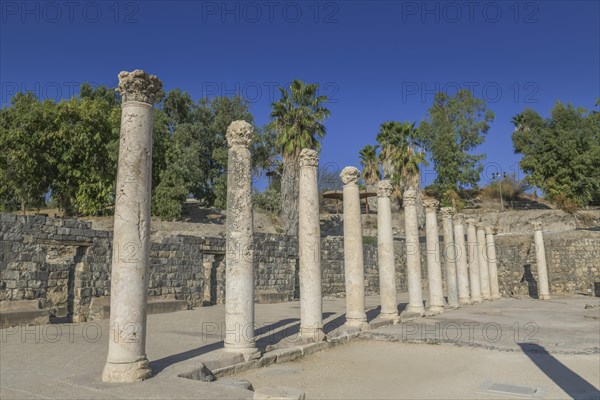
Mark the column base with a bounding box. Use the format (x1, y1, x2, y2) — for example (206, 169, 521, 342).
(470, 297, 483, 303)
(539, 294, 551, 300)
(224, 344, 261, 361)
(425, 306, 445, 316)
(444, 303, 460, 310)
(102, 358, 152, 383)
(379, 312, 400, 323)
(345, 319, 369, 331)
(299, 327, 326, 342)
(491, 294, 502, 300)
(459, 298, 471, 306)
(399, 309, 423, 322)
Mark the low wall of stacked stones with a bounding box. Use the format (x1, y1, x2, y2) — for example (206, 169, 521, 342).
(1, 214, 598, 321)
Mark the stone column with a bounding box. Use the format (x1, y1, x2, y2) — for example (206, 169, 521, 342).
(102, 70, 162, 383)
(377, 180, 399, 321)
(224, 121, 259, 359)
(453, 214, 471, 305)
(440, 207, 459, 309)
(476, 224, 492, 300)
(423, 200, 445, 315)
(485, 227, 501, 300)
(401, 189, 425, 318)
(341, 167, 368, 329)
(532, 221, 551, 300)
(298, 149, 324, 341)
(466, 219, 482, 303)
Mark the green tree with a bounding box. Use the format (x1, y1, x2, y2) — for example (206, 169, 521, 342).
(49, 85, 120, 215)
(270, 80, 331, 236)
(0, 93, 56, 214)
(419, 90, 494, 205)
(512, 102, 600, 208)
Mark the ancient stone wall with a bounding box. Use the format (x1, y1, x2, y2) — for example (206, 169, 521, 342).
(1, 214, 598, 321)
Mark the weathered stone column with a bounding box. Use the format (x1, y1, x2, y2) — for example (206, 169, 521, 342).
(532, 221, 551, 300)
(377, 180, 399, 321)
(423, 199, 445, 315)
(224, 121, 259, 358)
(485, 227, 501, 300)
(453, 214, 471, 305)
(476, 224, 492, 300)
(298, 149, 324, 341)
(440, 207, 459, 309)
(341, 167, 368, 329)
(466, 219, 482, 303)
(401, 189, 425, 318)
(102, 70, 162, 383)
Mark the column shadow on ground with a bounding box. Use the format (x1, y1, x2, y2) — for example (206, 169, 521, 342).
(518, 343, 600, 399)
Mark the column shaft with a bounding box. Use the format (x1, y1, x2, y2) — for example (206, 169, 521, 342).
(377, 181, 398, 320)
(476, 224, 492, 300)
(403, 190, 425, 315)
(533, 222, 551, 300)
(341, 167, 367, 328)
(485, 227, 501, 299)
(103, 70, 161, 383)
(453, 214, 471, 305)
(441, 208, 459, 308)
(424, 200, 445, 314)
(466, 220, 482, 303)
(224, 121, 259, 358)
(299, 149, 324, 340)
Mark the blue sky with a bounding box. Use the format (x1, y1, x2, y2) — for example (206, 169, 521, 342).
(1, 0, 598, 188)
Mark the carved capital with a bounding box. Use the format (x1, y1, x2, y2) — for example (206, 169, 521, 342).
(377, 180, 393, 198)
(440, 207, 456, 219)
(117, 70, 162, 104)
(476, 223, 485, 230)
(485, 227, 494, 235)
(340, 166, 360, 185)
(298, 148, 319, 168)
(423, 199, 439, 213)
(532, 221, 543, 231)
(453, 213, 465, 226)
(226, 120, 254, 147)
(465, 218, 477, 227)
(403, 189, 417, 207)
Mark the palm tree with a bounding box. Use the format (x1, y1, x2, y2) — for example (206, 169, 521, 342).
(359, 144, 381, 211)
(270, 80, 331, 236)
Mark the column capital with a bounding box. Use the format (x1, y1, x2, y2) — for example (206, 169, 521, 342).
(340, 166, 360, 185)
(299, 148, 319, 168)
(485, 227, 495, 235)
(227, 120, 254, 147)
(532, 221, 543, 231)
(403, 189, 417, 207)
(465, 218, 477, 227)
(475, 222, 486, 230)
(377, 180, 393, 198)
(440, 207, 456, 219)
(117, 69, 162, 104)
(423, 199, 439, 213)
(453, 213, 465, 226)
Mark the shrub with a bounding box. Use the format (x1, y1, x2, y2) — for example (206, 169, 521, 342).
(253, 186, 282, 215)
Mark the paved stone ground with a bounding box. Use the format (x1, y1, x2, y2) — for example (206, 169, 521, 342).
(1, 295, 598, 399)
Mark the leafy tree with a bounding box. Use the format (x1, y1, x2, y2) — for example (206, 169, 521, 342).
(0, 93, 56, 214)
(419, 90, 494, 205)
(48, 85, 120, 215)
(270, 80, 331, 236)
(512, 102, 600, 208)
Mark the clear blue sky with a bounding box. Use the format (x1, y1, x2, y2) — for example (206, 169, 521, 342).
(1, 0, 598, 188)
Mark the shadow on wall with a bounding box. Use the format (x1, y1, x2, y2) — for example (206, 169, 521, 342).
(521, 264, 539, 299)
(518, 343, 600, 399)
